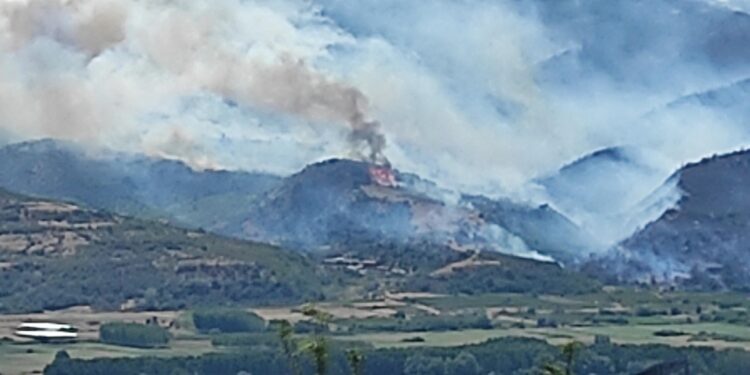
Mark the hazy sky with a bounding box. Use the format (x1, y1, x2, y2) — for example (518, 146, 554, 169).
(1, 0, 749, 200)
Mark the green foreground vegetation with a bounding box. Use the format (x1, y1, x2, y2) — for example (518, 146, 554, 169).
(0, 288, 748, 374)
(0, 187, 325, 314)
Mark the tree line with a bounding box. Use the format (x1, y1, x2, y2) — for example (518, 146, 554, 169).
(45, 307, 750, 374)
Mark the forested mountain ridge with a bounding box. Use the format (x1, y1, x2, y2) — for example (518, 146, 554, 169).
(590, 149, 750, 290)
(0, 187, 322, 313)
(0, 183, 601, 314)
(0, 139, 281, 232)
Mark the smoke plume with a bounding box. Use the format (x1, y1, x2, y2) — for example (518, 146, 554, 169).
(2, 0, 750, 248)
(0, 0, 387, 164)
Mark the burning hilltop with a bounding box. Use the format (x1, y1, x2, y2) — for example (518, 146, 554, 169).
(232, 158, 599, 263)
(237, 158, 412, 249)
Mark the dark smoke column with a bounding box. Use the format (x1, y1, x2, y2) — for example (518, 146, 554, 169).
(348, 101, 388, 165)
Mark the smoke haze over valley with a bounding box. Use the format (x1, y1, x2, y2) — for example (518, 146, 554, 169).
(3, 0, 750, 287)
(9, 3, 750, 373)
(3, 1, 750, 182)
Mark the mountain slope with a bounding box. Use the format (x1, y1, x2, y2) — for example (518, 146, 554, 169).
(661, 77, 750, 125)
(535, 0, 750, 87)
(0, 139, 281, 231)
(539, 147, 662, 216)
(0, 187, 322, 313)
(0, 183, 600, 315)
(465, 196, 602, 264)
(238, 159, 412, 248)
(594, 149, 750, 290)
(0, 140, 602, 263)
(322, 240, 599, 298)
(234, 158, 600, 262)
(538, 146, 676, 244)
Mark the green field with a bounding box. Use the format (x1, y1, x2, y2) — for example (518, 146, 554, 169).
(338, 322, 750, 349)
(5, 321, 747, 374)
(2, 289, 749, 374)
(0, 339, 218, 375)
(332, 289, 750, 351)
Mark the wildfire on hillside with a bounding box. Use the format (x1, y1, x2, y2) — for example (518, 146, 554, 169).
(369, 166, 397, 187)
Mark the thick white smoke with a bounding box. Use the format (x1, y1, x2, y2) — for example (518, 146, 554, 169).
(0, 0, 386, 167)
(709, 0, 750, 12)
(2, 0, 750, 248)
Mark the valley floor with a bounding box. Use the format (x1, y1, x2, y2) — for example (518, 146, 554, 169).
(342, 322, 750, 351)
(2, 289, 750, 374)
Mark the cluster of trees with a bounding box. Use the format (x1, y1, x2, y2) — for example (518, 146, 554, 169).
(330, 240, 599, 298)
(339, 313, 492, 333)
(211, 332, 281, 348)
(403, 352, 481, 375)
(45, 333, 750, 374)
(99, 322, 170, 349)
(0, 189, 607, 316)
(192, 309, 267, 333)
(0, 214, 323, 314)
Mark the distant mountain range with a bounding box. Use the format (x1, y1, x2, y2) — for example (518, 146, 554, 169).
(592, 149, 750, 291)
(541, 145, 750, 290)
(535, 0, 750, 87)
(234, 158, 601, 263)
(3, 139, 750, 292)
(537, 146, 674, 244)
(661, 77, 750, 125)
(0, 139, 281, 232)
(0, 140, 601, 263)
(540, 147, 661, 217)
(0, 162, 599, 313)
